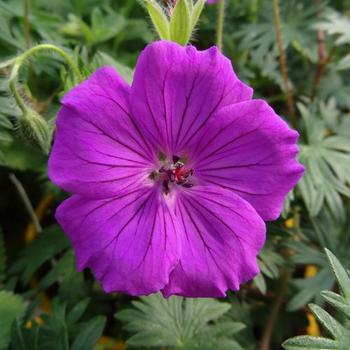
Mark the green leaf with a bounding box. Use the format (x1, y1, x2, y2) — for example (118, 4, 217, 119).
(308, 304, 344, 339)
(92, 51, 134, 84)
(283, 250, 350, 350)
(144, 0, 170, 40)
(38, 250, 75, 290)
(61, 8, 126, 47)
(10, 319, 28, 350)
(236, 0, 319, 76)
(116, 293, 244, 349)
(169, 0, 191, 45)
(39, 299, 70, 350)
(1, 139, 46, 171)
(66, 298, 90, 326)
(297, 101, 350, 221)
(71, 316, 106, 350)
(58, 270, 88, 308)
(253, 273, 266, 294)
(325, 249, 350, 301)
(286, 209, 350, 310)
(283, 336, 339, 350)
(10, 226, 70, 284)
(8, 298, 104, 350)
(334, 55, 350, 71)
(0, 291, 25, 350)
(253, 242, 285, 294)
(315, 10, 350, 46)
(321, 291, 350, 320)
(287, 268, 334, 311)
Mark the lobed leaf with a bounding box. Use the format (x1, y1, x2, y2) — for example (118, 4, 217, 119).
(116, 293, 244, 349)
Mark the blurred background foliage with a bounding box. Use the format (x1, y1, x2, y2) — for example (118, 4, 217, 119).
(0, 0, 350, 349)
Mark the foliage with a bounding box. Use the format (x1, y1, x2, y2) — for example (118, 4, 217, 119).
(316, 9, 350, 46)
(297, 100, 350, 222)
(0, 291, 25, 350)
(234, 0, 319, 86)
(283, 249, 350, 349)
(254, 239, 286, 294)
(116, 293, 245, 349)
(10, 225, 70, 284)
(0, 76, 16, 165)
(10, 298, 106, 350)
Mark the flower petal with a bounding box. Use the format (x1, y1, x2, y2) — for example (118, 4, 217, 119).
(49, 67, 156, 198)
(131, 41, 253, 155)
(56, 185, 179, 296)
(189, 100, 304, 221)
(161, 185, 265, 298)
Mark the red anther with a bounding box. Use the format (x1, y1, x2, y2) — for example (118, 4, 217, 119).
(157, 156, 194, 194)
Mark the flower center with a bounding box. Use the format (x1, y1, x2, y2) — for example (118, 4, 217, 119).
(150, 155, 194, 194)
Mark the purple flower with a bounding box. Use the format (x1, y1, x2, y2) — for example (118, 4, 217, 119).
(207, 0, 219, 3)
(49, 41, 303, 297)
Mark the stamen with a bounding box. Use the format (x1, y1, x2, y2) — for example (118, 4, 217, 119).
(153, 154, 194, 194)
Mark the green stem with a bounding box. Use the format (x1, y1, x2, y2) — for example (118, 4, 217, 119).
(216, 0, 225, 51)
(8, 44, 83, 114)
(18, 44, 82, 81)
(8, 62, 27, 114)
(9, 173, 42, 234)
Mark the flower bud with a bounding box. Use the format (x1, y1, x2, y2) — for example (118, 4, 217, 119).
(169, 0, 191, 45)
(144, 0, 170, 40)
(18, 109, 51, 154)
(144, 0, 206, 45)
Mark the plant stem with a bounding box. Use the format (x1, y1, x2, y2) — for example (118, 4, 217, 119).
(216, 0, 225, 51)
(17, 44, 82, 82)
(260, 270, 290, 350)
(272, 0, 296, 122)
(9, 173, 42, 234)
(8, 44, 83, 114)
(8, 62, 28, 114)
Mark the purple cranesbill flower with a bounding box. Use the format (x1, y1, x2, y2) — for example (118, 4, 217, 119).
(49, 40, 304, 297)
(207, 0, 219, 3)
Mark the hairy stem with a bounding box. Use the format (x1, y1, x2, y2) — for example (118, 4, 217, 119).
(272, 0, 295, 122)
(17, 44, 82, 81)
(216, 0, 225, 51)
(8, 62, 27, 114)
(260, 270, 290, 350)
(9, 173, 42, 234)
(8, 44, 83, 114)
